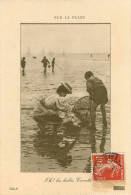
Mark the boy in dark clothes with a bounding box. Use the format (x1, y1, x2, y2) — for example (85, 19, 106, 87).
(85, 71, 108, 128)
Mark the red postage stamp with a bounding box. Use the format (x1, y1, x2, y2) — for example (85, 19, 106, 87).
(92, 153, 124, 181)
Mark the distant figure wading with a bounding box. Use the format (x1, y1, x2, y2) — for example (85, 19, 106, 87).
(41, 56, 50, 73)
(52, 58, 55, 72)
(21, 57, 26, 71)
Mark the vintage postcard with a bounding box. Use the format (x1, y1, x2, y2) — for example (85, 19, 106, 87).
(21, 23, 111, 173)
(0, 0, 131, 195)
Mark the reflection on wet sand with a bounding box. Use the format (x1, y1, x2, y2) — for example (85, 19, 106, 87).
(22, 69, 25, 76)
(33, 125, 80, 168)
(99, 127, 108, 153)
(33, 124, 108, 172)
(83, 127, 108, 173)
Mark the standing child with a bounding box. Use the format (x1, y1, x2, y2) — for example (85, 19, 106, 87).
(52, 58, 55, 72)
(84, 71, 108, 128)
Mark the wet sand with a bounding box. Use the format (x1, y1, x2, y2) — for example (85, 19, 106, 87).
(21, 53, 110, 172)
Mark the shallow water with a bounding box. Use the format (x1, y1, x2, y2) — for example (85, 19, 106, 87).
(21, 53, 110, 172)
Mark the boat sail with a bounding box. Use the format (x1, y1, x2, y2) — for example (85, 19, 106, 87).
(62, 50, 65, 56)
(26, 47, 31, 57)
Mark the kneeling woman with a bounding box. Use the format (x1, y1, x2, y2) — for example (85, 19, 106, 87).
(33, 83, 72, 124)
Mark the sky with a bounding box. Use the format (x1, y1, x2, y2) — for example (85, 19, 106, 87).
(21, 24, 110, 55)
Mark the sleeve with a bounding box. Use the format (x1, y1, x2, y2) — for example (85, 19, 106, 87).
(55, 98, 68, 111)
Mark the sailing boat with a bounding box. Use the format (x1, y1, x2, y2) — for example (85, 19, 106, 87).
(62, 50, 65, 56)
(42, 49, 45, 55)
(26, 47, 31, 57)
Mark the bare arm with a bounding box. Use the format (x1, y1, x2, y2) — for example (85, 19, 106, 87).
(86, 81, 93, 98)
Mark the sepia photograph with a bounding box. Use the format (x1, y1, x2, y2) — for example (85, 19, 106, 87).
(21, 23, 111, 172)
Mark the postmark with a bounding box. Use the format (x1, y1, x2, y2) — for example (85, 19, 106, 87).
(92, 153, 124, 181)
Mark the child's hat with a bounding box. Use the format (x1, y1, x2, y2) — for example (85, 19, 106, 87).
(61, 83, 72, 94)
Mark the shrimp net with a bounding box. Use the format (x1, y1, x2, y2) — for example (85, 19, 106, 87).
(72, 96, 91, 123)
